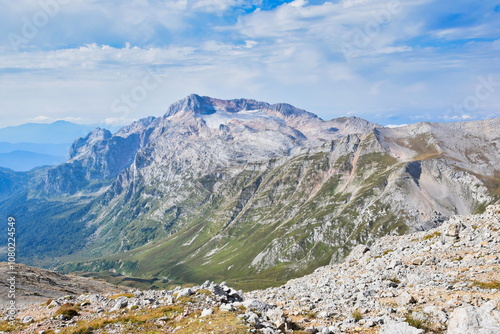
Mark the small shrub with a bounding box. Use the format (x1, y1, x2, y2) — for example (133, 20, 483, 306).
(304, 310, 317, 319)
(423, 231, 442, 240)
(383, 249, 394, 256)
(55, 303, 80, 319)
(405, 313, 428, 330)
(0, 321, 20, 331)
(109, 293, 134, 299)
(352, 309, 363, 322)
(385, 277, 401, 284)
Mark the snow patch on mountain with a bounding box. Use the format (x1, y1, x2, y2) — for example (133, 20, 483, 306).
(199, 109, 282, 129)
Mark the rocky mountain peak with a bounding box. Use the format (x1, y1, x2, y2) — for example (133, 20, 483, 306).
(267, 102, 319, 120)
(165, 94, 216, 117)
(69, 128, 112, 159)
(160, 94, 371, 141)
(164, 94, 317, 121)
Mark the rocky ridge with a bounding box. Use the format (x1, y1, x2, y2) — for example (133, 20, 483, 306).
(3, 205, 499, 333)
(0, 263, 125, 310)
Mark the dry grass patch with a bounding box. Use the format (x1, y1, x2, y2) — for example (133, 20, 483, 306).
(55, 303, 80, 319)
(60, 306, 247, 334)
(61, 305, 184, 334)
(175, 312, 247, 334)
(472, 280, 500, 290)
(423, 231, 442, 241)
(109, 293, 135, 299)
(0, 320, 25, 332)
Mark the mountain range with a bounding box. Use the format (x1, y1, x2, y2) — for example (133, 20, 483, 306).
(1, 94, 499, 289)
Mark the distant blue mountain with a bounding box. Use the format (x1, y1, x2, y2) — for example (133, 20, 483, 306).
(0, 142, 69, 156)
(0, 150, 66, 172)
(0, 121, 124, 171)
(0, 121, 98, 144)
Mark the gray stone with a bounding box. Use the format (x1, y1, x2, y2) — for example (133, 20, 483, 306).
(266, 307, 287, 329)
(110, 297, 129, 312)
(380, 320, 424, 334)
(21, 316, 34, 324)
(447, 306, 500, 334)
(243, 299, 271, 313)
(201, 308, 213, 317)
(176, 288, 193, 298)
(396, 291, 417, 306)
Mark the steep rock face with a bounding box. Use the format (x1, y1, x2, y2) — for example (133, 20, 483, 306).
(1, 94, 499, 289)
(32, 118, 156, 196)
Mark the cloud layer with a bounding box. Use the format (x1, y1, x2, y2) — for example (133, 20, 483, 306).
(0, 0, 499, 127)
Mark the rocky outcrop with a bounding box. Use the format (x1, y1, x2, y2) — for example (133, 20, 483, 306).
(247, 205, 500, 333)
(0, 263, 125, 310)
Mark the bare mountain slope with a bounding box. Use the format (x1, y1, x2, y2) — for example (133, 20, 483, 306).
(0, 263, 125, 310)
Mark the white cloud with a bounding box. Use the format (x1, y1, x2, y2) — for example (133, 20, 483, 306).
(385, 124, 409, 128)
(0, 44, 196, 70)
(289, 0, 309, 8)
(245, 40, 258, 48)
(190, 0, 243, 12)
(1, 0, 500, 127)
(33, 115, 51, 122)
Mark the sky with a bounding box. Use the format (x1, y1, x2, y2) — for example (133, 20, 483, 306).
(0, 0, 499, 127)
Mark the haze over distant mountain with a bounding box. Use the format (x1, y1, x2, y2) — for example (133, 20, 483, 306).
(0, 120, 99, 144)
(0, 151, 66, 172)
(1, 94, 498, 289)
(0, 121, 122, 171)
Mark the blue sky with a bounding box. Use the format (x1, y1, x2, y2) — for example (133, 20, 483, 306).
(0, 0, 499, 127)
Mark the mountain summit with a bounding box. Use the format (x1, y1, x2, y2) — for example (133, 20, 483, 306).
(164, 94, 374, 138)
(165, 94, 316, 118)
(0, 95, 498, 289)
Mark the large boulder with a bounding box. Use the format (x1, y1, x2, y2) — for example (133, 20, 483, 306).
(380, 320, 424, 334)
(447, 302, 500, 334)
